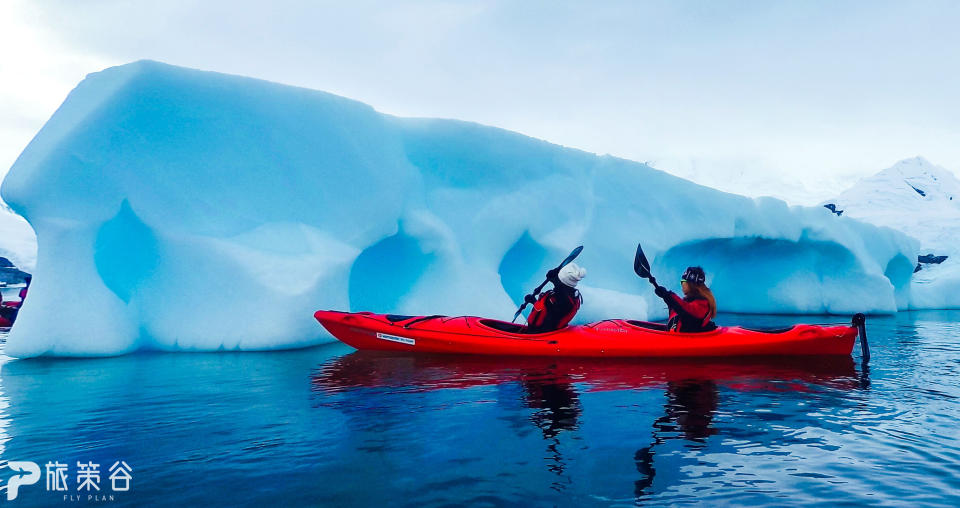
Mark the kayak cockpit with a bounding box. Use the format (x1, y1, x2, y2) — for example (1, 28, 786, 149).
(738, 325, 798, 334)
(385, 314, 417, 322)
(625, 320, 669, 331)
(476, 319, 568, 336)
(479, 319, 527, 333)
(622, 319, 721, 334)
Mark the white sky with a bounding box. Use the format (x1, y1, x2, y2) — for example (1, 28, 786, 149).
(2, 0, 959, 204)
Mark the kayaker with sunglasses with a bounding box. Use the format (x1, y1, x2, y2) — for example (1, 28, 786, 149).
(652, 266, 717, 332)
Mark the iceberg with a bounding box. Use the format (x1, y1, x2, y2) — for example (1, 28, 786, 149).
(823, 156, 960, 310)
(1, 61, 918, 357)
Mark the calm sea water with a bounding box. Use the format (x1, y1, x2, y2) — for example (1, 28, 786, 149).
(0, 311, 958, 507)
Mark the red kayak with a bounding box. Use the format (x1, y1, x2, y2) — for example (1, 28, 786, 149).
(313, 310, 861, 358)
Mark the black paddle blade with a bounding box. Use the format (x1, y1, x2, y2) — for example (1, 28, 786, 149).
(634, 243, 651, 278)
(559, 245, 584, 269)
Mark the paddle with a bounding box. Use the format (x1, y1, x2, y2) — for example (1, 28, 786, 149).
(512, 246, 583, 323)
(633, 243, 659, 287)
(852, 313, 869, 365)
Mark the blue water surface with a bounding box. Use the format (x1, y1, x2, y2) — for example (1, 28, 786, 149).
(0, 311, 958, 507)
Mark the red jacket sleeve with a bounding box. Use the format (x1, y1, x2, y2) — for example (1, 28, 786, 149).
(664, 292, 709, 321)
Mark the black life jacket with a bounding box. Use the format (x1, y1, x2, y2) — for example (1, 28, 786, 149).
(527, 288, 581, 332)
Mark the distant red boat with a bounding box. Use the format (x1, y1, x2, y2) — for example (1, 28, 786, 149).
(313, 310, 861, 358)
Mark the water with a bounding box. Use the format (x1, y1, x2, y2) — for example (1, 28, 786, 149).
(0, 311, 958, 506)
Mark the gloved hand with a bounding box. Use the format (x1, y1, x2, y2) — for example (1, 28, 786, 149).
(546, 268, 560, 283)
(654, 285, 669, 298)
(524, 294, 537, 305)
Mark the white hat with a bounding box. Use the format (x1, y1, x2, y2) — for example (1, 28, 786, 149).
(558, 263, 586, 288)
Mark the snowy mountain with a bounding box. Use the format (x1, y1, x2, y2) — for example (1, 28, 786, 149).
(1, 61, 919, 356)
(823, 156, 960, 308)
(0, 201, 36, 272)
(823, 157, 960, 253)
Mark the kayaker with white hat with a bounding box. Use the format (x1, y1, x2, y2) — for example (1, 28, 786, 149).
(524, 262, 586, 334)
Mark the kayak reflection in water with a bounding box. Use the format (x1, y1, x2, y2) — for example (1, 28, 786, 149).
(310, 353, 865, 497)
(523, 375, 581, 440)
(635, 379, 719, 497)
(520, 372, 582, 489)
(652, 266, 718, 332)
(524, 263, 586, 334)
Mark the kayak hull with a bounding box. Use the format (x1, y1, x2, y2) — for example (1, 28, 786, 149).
(314, 311, 858, 358)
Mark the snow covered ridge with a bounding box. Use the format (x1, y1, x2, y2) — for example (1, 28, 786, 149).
(1, 60, 918, 357)
(0, 202, 36, 272)
(823, 156, 960, 309)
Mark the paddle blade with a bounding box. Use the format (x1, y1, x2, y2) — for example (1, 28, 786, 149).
(559, 245, 584, 270)
(512, 305, 525, 323)
(634, 243, 651, 278)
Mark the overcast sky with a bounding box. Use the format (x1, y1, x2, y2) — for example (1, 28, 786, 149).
(2, 0, 959, 204)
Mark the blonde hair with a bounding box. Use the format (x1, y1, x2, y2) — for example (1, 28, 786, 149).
(688, 282, 717, 319)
